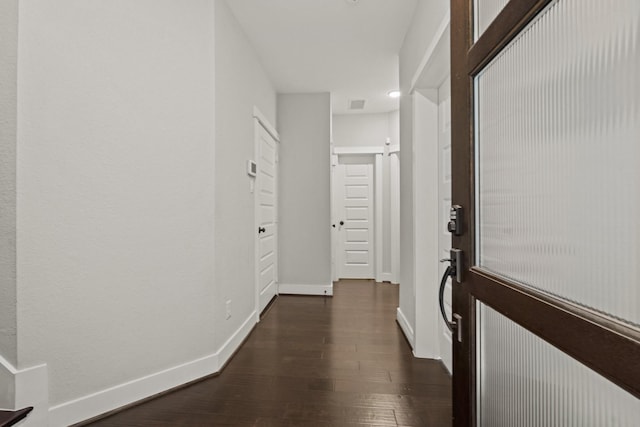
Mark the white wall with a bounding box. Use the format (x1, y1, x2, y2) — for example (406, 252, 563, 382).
(333, 113, 390, 148)
(399, 0, 449, 90)
(388, 110, 400, 147)
(16, 0, 216, 422)
(278, 94, 331, 293)
(0, 0, 19, 373)
(398, 0, 449, 356)
(214, 0, 276, 348)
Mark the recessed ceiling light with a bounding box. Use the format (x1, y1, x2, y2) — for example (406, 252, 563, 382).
(388, 90, 401, 99)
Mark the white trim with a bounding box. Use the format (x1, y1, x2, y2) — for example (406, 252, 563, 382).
(16, 364, 48, 427)
(0, 355, 49, 427)
(254, 118, 261, 321)
(330, 147, 339, 283)
(49, 355, 218, 426)
(388, 144, 400, 154)
(254, 110, 280, 319)
(411, 91, 442, 361)
(50, 311, 257, 427)
(375, 153, 383, 282)
(0, 354, 16, 409)
(333, 146, 384, 155)
(390, 152, 401, 284)
(380, 272, 393, 283)
(278, 283, 333, 296)
(216, 311, 257, 368)
(396, 308, 415, 348)
(410, 12, 451, 92)
(252, 106, 279, 142)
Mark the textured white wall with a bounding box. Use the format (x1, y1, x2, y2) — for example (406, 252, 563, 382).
(213, 0, 276, 349)
(16, 0, 216, 406)
(278, 94, 331, 287)
(0, 0, 19, 370)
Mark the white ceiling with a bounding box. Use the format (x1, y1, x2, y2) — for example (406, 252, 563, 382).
(225, 0, 418, 115)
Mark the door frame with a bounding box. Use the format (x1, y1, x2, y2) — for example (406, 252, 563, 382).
(253, 107, 279, 321)
(331, 146, 384, 282)
(450, 1, 640, 425)
(388, 144, 400, 285)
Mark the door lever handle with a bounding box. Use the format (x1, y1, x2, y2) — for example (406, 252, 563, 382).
(258, 227, 266, 234)
(438, 265, 456, 333)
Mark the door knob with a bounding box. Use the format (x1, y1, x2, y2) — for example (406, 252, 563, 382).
(339, 221, 344, 226)
(258, 227, 266, 234)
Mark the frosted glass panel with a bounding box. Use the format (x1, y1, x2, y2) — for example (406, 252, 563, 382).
(475, 0, 509, 39)
(477, 303, 640, 427)
(475, 0, 640, 326)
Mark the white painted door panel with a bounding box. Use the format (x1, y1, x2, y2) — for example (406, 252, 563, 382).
(336, 159, 374, 279)
(257, 125, 277, 313)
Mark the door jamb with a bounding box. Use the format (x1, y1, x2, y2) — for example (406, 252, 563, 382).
(331, 146, 384, 282)
(253, 107, 279, 322)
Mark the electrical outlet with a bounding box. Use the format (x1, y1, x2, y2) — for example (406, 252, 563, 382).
(226, 300, 232, 320)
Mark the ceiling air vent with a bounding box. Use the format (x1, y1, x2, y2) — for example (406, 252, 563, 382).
(349, 99, 366, 110)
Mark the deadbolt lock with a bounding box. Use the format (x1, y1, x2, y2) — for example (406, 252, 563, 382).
(448, 205, 463, 236)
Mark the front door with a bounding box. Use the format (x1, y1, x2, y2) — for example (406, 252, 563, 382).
(450, 1, 640, 425)
(335, 157, 375, 279)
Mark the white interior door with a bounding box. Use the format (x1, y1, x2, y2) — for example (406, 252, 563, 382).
(437, 77, 453, 372)
(335, 156, 374, 279)
(256, 123, 278, 313)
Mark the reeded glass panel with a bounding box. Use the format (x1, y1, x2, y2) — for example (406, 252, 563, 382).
(475, 0, 509, 40)
(475, 0, 640, 326)
(477, 303, 640, 427)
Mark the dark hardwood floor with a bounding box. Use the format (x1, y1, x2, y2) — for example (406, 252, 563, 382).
(84, 280, 452, 426)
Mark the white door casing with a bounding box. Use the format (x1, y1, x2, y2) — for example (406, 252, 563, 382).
(330, 150, 340, 283)
(254, 111, 279, 316)
(437, 78, 452, 372)
(335, 157, 375, 279)
(389, 147, 400, 285)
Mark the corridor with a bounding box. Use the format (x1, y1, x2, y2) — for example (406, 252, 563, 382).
(83, 281, 452, 426)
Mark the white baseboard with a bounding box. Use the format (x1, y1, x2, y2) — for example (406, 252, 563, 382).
(0, 355, 49, 427)
(216, 310, 257, 369)
(48, 353, 219, 427)
(380, 272, 393, 283)
(49, 310, 258, 427)
(15, 364, 48, 427)
(0, 354, 16, 409)
(278, 283, 333, 296)
(396, 307, 415, 348)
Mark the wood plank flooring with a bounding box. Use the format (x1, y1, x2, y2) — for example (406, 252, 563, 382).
(83, 280, 452, 426)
